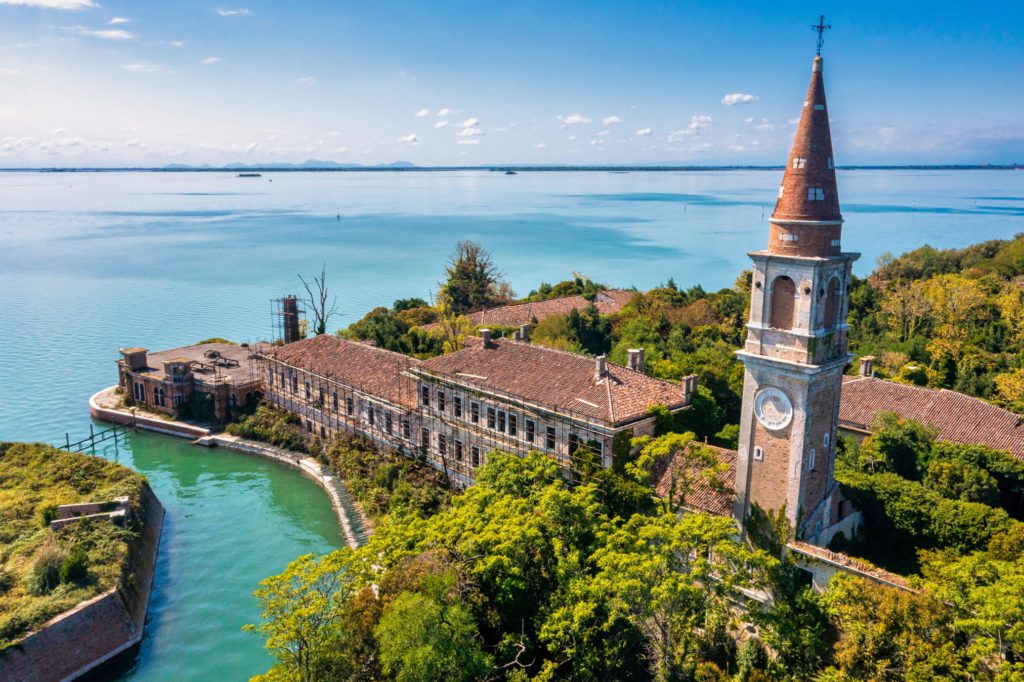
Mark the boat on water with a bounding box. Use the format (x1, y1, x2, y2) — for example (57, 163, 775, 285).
(505, 170, 517, 175)
(237, 172, 262, 178)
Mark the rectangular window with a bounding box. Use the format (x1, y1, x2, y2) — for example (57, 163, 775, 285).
(753, 446, 764, 461)
(402, 418, 410, 439)
(471, 446, 480, 467)
(496, 410, 506, 433)
(454, 396, 463, 418)
(368, 408, 375, 427)
(173, 393, 184, 406)
(508, 414, 518, 437)
(305, 382, 311, 400)
(487, 407, 496, 429)
(133, 382, 145, 402)
(421, 428, 430, 454)
(332, 392, 339, 411)
(385, 413, 393, 434)
(291, 375, 298, 393)
(471, 402, 480, 424)
(778, 186, 784, 198)
(306, 420, 313, 433)
(792, 157, 806, 169)
(318, 389, 325, 406)
(525, 419, 535, 443)
(814, 103, 825, 111)
(438, 434, 447, 456)
(827, 157, 835, 169)
(823, 433, 830, 447)
(546, 426, 556, 450)
(807, 187, 825, 201)
(438, 390, 446, 412)
(421, 385, 430, 407)
(229, 392, 237, 408)
(268, 372, 274, 387)
(568, 433, 579, 456)
(154, 386, 165, 406)
(809, 448, 817, 471)
(454, 439, 463, 461)
(320, 425, 326, 438)
(346, 396, 354, 415)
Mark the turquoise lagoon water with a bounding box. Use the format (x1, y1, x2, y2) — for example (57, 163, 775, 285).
(0, 169, 1021, 679)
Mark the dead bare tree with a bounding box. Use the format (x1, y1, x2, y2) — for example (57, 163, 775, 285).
(298, 264, 340, 335)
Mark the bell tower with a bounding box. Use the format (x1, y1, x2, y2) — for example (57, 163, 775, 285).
(734, 47, 859, 544)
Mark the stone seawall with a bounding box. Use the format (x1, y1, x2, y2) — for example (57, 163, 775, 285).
(0, 483, 165, 682)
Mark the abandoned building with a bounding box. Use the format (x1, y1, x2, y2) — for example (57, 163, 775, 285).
(117, 342, 263, 422)
(255, 330, 695, 486)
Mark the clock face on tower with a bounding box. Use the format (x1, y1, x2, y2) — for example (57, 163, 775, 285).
(753, 387, 794, 431)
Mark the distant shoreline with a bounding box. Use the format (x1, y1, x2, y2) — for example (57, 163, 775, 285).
(0, 164, 1021, 173)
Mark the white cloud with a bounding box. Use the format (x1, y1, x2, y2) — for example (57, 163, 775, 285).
(721, 92, 758, 106)
(879, 126, 897, 144)
(457, 139, 479, 145)
(327, 130, 341, 137)
(333, 146, 349, 154)
(744, 117, 755, 124)
(0, 0, 97, 8)
(415, 108, 430, 117)
(297, 75, 317, 85)
(567, 135, 576, 141)
(533, 143, 546, 149)
(459, 117, 479, 128)
(596, 130, 610, 137)
(557, 113, 591, 126)
(245, 142, 258, 152)
(51, 127, 65, 134)
(63, 25, 136, 40)
(634, 127, 652, 136)
(435, 121, 448, 128)
(109, 17, 129, 24)
(459, 126, 483, 137)
(169, 40, 184, 48)
(602, 115, 623, 125)
(217, 8, 251, 16)
(590, 138, 604, 146)
(200, 57, 222, 64)
(436, 107, 453, 116)
(398, 133, 420, 144)
(0, 67, 19, 76)
(668, 115, 712, 141)
(121, 63, 160, 73)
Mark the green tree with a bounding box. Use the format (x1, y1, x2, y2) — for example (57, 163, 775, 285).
(247, 551, 358, 682)
(438, 240, 512, 314)
(375, 572, 493, 682)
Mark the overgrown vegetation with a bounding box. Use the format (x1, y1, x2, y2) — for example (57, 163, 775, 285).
(323, 436, 451, 521)
(0, 442, 145, 649)
(226, 403, 318, 454)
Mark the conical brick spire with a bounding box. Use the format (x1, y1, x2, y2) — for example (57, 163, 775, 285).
(769, 55, 843, 257)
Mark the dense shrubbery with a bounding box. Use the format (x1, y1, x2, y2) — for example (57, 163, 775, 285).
(0, 442, 144, 648)
(226, 403, 316, 454)
(323, 437, 450, 520)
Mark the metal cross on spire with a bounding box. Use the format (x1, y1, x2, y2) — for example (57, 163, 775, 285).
(812, 15, 831, 56)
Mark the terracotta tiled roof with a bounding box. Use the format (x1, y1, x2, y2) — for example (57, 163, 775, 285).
(261, 335, 422, 409)
(651, 441, 737, 517)
(415, 337, 687, 426)
(422, 289, 636, 332)
(840, 376, 1024, 459)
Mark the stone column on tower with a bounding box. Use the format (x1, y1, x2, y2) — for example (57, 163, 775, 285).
(733, 53, 860, 546)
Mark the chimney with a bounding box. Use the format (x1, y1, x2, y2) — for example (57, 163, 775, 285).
(627, 348, 645, 373)
(282, 295, 301, 344)
(594, 355, 608, 380)
(480, 329, 493, 349)
(859, 355, 875, 377)
(519, 323, 530, 343)
(681, 374, 698, 403)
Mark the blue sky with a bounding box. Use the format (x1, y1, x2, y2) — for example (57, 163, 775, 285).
(0, 0, 1021, 166)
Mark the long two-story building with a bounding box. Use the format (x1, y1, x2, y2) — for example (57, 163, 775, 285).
(253, 330, 695, 485)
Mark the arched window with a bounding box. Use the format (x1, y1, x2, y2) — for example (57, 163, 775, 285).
(823, 277, 840, 330)
(769, 276, 797, 330)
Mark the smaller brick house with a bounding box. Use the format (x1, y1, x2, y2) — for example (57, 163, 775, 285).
(117, 342, 262, 422)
